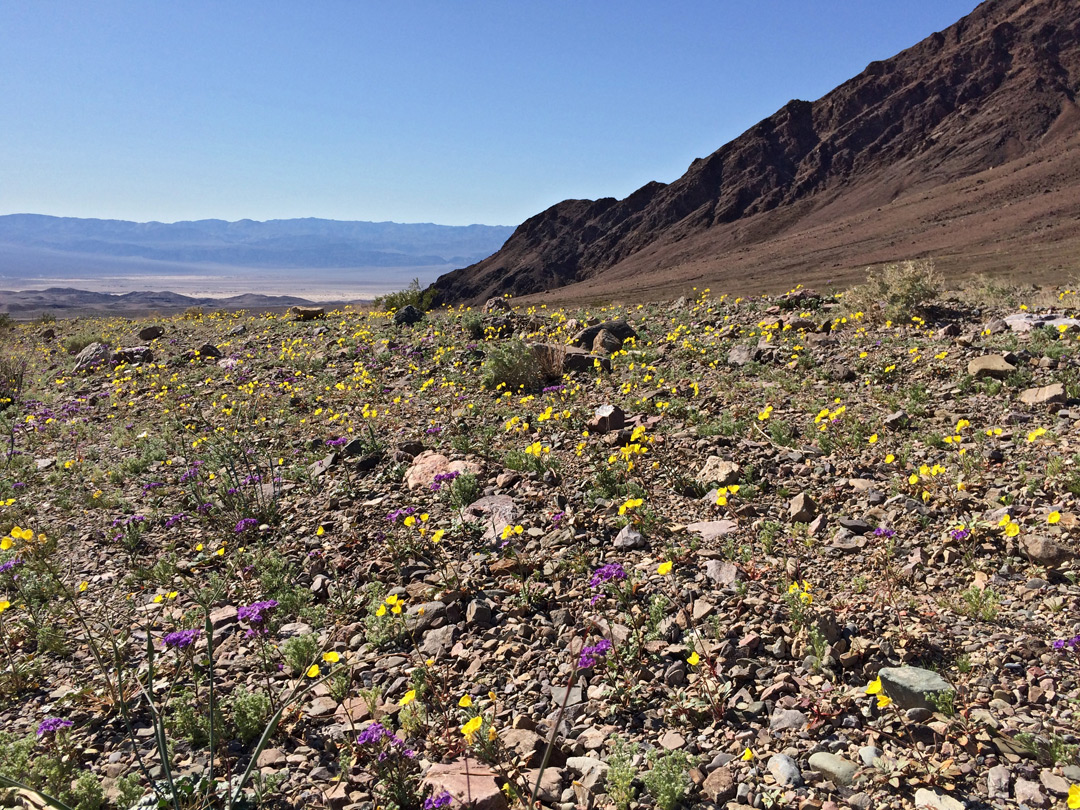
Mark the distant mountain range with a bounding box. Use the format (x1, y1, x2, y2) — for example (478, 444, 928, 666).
(0, 215, 515, 271)
(433, 0, 1080, 304)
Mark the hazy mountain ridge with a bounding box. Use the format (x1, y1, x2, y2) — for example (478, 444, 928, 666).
(432, 0, 1080, 304)
(0, 214, 515, 269)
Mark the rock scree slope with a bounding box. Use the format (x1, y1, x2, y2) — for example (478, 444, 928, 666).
(432, 0, 1080, 304)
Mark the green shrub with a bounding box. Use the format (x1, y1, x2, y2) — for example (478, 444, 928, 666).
(230, 687, 273, 744)
(449, 472, 481, 509)
(641, 749, 695, 810)
(480, 339, 538, 391)
(845, 259, 942, 324)
(605, 738, 638, 810)
(462, 312, 485, 340)
(374, 278, 437, 313)
(283, 633, 321, 674)
(63, 333, 104, 355)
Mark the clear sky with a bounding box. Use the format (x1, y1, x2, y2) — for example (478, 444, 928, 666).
(1, 1, 981, 227)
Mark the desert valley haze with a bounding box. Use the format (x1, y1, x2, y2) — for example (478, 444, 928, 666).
(4, 2, 1080, 810)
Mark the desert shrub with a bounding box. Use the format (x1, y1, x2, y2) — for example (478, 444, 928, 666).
(230, 687, 273, 744)
(374, 278, 437, 313)
(0, 313, 13, 329)
(0, 355, 28, 409)
(462, 312, 485, 340)
(182, 306, 204, 320)
(480, 339, 539, 391)
(845, 259, 942, 324)
(63, 333, 104, 355)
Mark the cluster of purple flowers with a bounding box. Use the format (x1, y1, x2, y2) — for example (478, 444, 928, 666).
(164, 513, 187, 528)
(1052, 634, 1080, 651)
(235, 518, 259, 533)
(542, 384, 566, 394)
(0, 558, 24, 575)
(950, 528, 971, 542)
(430, 471, 460, 492)
(142, 481, 164, 493)
(237, 600, 279, 637)
(425, 425, 443, 435)
(386, 506, 417, 524)
(872, 527, 896, 538)
(356, 722, 416, 759)
(589, 563, 627, 589)
(578, 639, 613, 668)
(551, 511, 566, 526)
(112, 515, 146, 528)
(424, 792, 453, 810)
(178, 461, 204, 484)
(163, 628, 200, 650)
(326, 436, 348, 447)
(37, 717, 73, 736)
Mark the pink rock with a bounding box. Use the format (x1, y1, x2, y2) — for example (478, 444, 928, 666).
(404, 451, 481, 491)
(423, 761, 508, 810)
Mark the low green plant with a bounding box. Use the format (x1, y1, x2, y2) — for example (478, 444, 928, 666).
(956, 586, 1000, 622)
(374, 278, 437, 312)
(845, 259, 942, 324)
(641, 748, 695, 810)
(605, 738, 639, 810)
(480, 339, 538, 392)
(282, 633, 321, 674)
(62, 333, 104, 356)
(230, 687, 273, 744)
(448, 471, 481, 509)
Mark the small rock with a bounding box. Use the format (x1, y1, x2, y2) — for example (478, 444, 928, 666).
(807, 752, 858, 787)
(789, 492, 817, 523)
(588, 404, 625, 433)
(1014, 778, 1049, 808)
(766, 754, 802, 787)
(702, 766, 735, 802)
(967, 355, 1015, 379)
(769, 708, 807, 732)
(138, 325, 165, 340)
(1021, 535, 1074, 566)
(393, 305, 425, 326)
(858, 746, 883, 766)
(73, 342, 112, 372)
(986, 764, 1011, 799)
(613, 525, 646, 550)
(914, 788, 966, 810)
(291, 306, 326, 321)
(423, 761, 508, 810)
(704, 559, 743, 587)
(728, 344, 759, 366)
(659, 730, 685, 749)
(697, 457, 741, 487)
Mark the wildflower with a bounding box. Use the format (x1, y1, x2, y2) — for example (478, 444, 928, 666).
(0, 558, 24, 575)
(400, 689, 416, 706)
(687, 650, 701, 666)
(1068, 783, 1080, 810)
(1048, 511, 1061, 524)
(424, 792, 453, 810)
(876, 693, 892, 709)
(578, 638, 613, 668)
(356, 722, 391, 746)
(758, 405, 773, 421)
(618, 497, 643, 515)
(657, 561, 673, 576)
(306, 664, 320, 678)
(323, 651, 340, 663)
(1027, 427, 1047, 442)
(589, 563, 627, 589)
(163, 628, 200, 649)
(868, 433, 878, 444)
(461, 715, 483, 740)
(872, 527, 895, 538)
(234, 518, 258, 533)
(741, 747, 754, 761)
(950, 528, 971, 542)
(237, 599, 278, 636)
(500, 524, 524, 540)
(37, 717, 74, 737)
(0, 600, 10, 613)
(865, 678, 883, 695)
(458, 694, 473, 708)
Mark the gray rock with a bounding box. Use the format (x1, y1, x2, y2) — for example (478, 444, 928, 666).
(405, 601, 447, 634)
(878, 666, 954, 711)
(687, 520, 738, 541)
(1020, 383, 1066, 407)
(571, 319, 636, 349)
(466, 598, 494, 628)
(728, 344, 759, 366)
(705, 559, 743, 587)
(697, 457, 741, 487)
(73, 342, 112, 372)
(768, 708, 807, 732)
(807, 752, 858, 787)
(1014, 778, 1049, 808)
(986, 764, 1011, 799)
(766, 754, 802, 786)
(592, 329, 624, 354)
(789, 492, 818, 523)
(702, 765, 735, 802)
(613, 524, 646, 550)
(858, 746, 883, 766)
(196, 342, 222, 359)
(588, 404, 625, 434)
(138, 325, 165, 340)
(393, 305, 424, 325)
(115, 345, 154, 364)
(1039, 770, 1070, 797)
(967, 355, 1015, 379)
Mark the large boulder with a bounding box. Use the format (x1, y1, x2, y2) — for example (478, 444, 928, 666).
(291, 306, 325, 321)
(138, 325, 165, 340)
(967, 355, 1015, 379)
(114, 346, 154, 365)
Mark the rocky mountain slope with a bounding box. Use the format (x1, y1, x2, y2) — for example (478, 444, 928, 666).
(433, 0, 1080, 304)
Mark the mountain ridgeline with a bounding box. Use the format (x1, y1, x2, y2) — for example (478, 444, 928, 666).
(432, 0, 1080, 304)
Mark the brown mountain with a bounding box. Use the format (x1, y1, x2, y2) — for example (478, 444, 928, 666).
(433, 0, 1080, 305)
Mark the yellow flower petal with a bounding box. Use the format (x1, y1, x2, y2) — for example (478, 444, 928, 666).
(687, 651, 701, 666)
(461, 716, 483, 738)
(657, 561, 673, 576)
(306, 664, 320, 678)
(1066, 783, 1080, 809)
(865, 678, 883, 695)
(1, 537, 13, 551)
(0, 600, 10, 614)
(876, 694, 892, 709)
(79, 581, 89, 592)
(459, 694, 473, 708)
(400, 689, 416, 706)
(1048, 511, 1061, 524)
(322, 651, 340, 663)
(741, 747, 754, 761)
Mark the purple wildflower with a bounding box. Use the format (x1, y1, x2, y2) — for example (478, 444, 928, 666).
(425, 425, 443, 435)
(37, 717, 73, 736)
(164, 513, 187, 528)
(589, 563, 627, 589)
(0, 558, 24, 575)
(425, 792, 453, 810)
(237, 600, 279, 636)
(235, 518, 259, 533)
(142, 481, 164, 493)
(1053, 634, 1080, 651)
(578, 639, 613, 668)
(163, 628, 200, 649)
(950, 528, 971, 542)
(872, 527, 895, 538)
(326, 437, 348, 447)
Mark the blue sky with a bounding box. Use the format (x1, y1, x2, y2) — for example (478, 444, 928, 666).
(1, 1, 981, 227)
